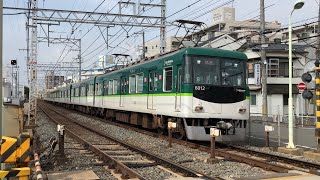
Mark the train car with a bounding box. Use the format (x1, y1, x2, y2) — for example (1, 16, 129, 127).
(46, 47, 249, 141)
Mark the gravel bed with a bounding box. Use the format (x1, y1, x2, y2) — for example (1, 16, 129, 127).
(242, 145, 320, 165)
(36, 111, 117, 180)
(182, 160, 264, 179)
(132, 166, 175, 180)
(50, 107, 268, 179)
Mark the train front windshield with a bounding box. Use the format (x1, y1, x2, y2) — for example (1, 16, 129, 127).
(184, 55, 245, 87)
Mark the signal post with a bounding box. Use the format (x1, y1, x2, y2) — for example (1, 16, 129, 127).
(301, 69, 320, 158)
(315, 61, 320, 151)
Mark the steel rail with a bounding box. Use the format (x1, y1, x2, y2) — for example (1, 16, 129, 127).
(48, 103, 291, 173)
(38, 104, 147, 180)
(39, 102, 221, 180)
(218, 144, 320, 170)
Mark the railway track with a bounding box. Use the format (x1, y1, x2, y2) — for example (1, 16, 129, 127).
(217, 143, 320, 171)
(38, 102, 222, 180)
(41, 102, 295, 173)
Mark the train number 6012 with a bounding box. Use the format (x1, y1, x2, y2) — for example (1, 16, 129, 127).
(194, 86, 205, 91)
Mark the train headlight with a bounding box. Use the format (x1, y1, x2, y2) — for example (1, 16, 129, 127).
(194, 105, 203, 112)
(238, 107, 246, 113)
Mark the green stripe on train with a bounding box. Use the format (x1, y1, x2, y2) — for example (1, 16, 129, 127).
(54, 93, 193, 98)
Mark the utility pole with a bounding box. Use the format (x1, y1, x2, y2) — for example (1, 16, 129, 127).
(260, 0, 268, 123)
(316, 0, 320, 151)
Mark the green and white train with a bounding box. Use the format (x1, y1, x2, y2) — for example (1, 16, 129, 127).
(45, 47, 249, 141)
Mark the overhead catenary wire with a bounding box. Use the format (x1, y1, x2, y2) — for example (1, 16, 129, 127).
(52, 0, 107, 72)
(83, 0, 230, 68)
(82, 0, 232, 69)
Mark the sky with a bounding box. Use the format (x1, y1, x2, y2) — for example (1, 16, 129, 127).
(2, 0, 319, 87)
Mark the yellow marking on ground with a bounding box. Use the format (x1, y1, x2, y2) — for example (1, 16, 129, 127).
(262, 174, 314, 180)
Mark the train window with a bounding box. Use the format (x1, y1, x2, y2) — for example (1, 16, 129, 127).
(81, 86, 85, 96)
(149, 73, 154, 91)
(221, 59, 244, 87)
(184, 56, 192, 83)
(136, 73, 143, 93)
(103, 81, 108, 95)
(120, 78, 127, 94)
(113, 79, 119, 95)
(129, 75, 136, 94)
(108, 80, 113, 95)
(87, 85, 90, 96)
(154, 73, 158, 91)
(95, 83, 99, 95)
(90, 84, 94, 96)
(163, 67, 173, 91)
(193, 57, 220, 85)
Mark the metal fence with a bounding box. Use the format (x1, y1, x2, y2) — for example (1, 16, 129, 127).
(250, 113, 316, 127)
(248, 113, 316, 147)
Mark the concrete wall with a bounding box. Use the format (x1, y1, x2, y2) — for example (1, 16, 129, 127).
(3, 104, 23, 136)
(250, 92, 301, 116)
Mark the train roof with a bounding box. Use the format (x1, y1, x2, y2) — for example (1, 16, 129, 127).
(48, 47, 247, 93)
(183, 47, 247, 60)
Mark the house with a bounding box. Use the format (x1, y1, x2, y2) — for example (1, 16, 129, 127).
(243, 43, 308, 117)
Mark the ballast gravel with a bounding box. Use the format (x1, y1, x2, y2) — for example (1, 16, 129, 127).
(48, 107, 268, 179)
(243, 145, 320, 165)
(35, 111, 117, 180)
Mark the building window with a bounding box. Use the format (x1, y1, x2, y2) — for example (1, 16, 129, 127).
(279, 62, 289, 77)
(250, 94, 257, 105)
(248, 63, 254, 78)
(283, 94, 289, 105)
(129, 75, 136, 94)
(136, 73, 144, 93)
(164, 67, 173, 91)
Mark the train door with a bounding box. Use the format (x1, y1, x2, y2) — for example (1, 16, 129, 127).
(147, 69, 157, 110)
(175, 65, 182, 111)
(120, 76, 126, 107)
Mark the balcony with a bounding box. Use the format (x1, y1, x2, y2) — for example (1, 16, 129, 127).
(248, 68, 304, 85)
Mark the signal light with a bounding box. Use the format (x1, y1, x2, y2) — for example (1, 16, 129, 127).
(302, 90, 313, 100)
(301, 72, 313, 100)
(302, 72, 312, 83)
(11, 60, 17, 65)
